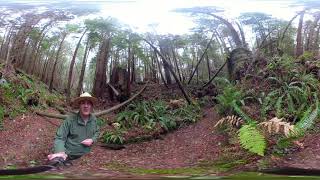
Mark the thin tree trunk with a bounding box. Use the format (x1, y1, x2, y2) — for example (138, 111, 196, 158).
(66, 30, 87, 103)
(49, 33, 67, 92)
(187, 33, 214, 84)
(236, 22, 248, 48)
(206, 13, 242, 48)
(314, 25, 320, 52)
(93, 37, 110, 98)
(172, 48, 182, 82)
(281, 11, 305, 43)
(145, 39, 192, 104)
(203, 59, 228, 88)
(295, 11, 305, 57)
(155, 50, 168, 88)
(206, 53, 211, 80)
(76, 39, 90, 96)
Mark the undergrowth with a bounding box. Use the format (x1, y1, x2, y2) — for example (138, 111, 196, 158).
(0, 72, 63, 128)
(102, 100, 201, 144)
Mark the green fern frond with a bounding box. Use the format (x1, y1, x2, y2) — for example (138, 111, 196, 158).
(261, 90, 278, 118)
(275, 95, 284, 118)
(265, 76, 281, 85)
(232, 101, 253, 123)
(294, 99, 319, 136)
(238, 124, 266, 156)
(286, 94, 295, 114)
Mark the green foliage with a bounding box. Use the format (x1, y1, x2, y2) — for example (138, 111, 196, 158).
(17, 88, 34, 106)
(173, 102, 201, 124)
(102, 131, 125, 145)
(297, 51, 315, 62)
(272, 136, 301, 156)
(215, 84, 244, 115)
(231, 102, 253, 123)
(96, 118, 106, 127)
(238, 123, 266, 156)
(294, 97, 319, 137)
(261, 60, 318, 121)
(0, 73, 63, 121)
(115, 100, 200, 136)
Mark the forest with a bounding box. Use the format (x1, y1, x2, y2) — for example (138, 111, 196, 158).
(1, 0, 320, 179)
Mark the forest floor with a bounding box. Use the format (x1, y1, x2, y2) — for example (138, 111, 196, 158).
(0, 85, 320, 179)
(0, 105, 227, 178)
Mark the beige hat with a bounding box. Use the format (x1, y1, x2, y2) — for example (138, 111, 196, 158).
(72, 92, 98, 106)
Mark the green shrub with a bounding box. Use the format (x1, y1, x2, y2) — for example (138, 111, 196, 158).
(102, 131, 125, 145)
(215, 85, 244, 115)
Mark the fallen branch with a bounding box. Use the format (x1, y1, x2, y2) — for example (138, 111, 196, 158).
(94, 83, 147, 117)
(107, 83, 120, 96)
(36, 111, 68, 119)
(36, 83, 148, 119)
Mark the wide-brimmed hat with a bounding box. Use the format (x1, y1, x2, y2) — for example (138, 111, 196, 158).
(72, 92, 97, 107)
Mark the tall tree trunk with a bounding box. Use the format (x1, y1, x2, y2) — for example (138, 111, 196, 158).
(203, 59, 228, 88)
(145, 39, 192, 104)
(188, 33, 214, 84)
(214, 29, 228, 52)
(127, 43, 132, 97)
(295, 11, 305, 57)
(172, 48, 182, 82)
(49, 33, 67, 92)
(206, 53, 211, 80)
(66, 30, 87, 103)
(154, 51, 168, 88)
(41, 45, 55, 82)
(76, 39, 90, 96)
(311, 14, 320, 52)
(236, 22, 248, 48)
(207, 13, 242, 48)
(92, 38, 110, 98)
(314, 25, 320, 52)
(131, 55, 136, 83)
(2, 27, 14, 64)
(22, 40, 31, 71)
(163, 63, 172, 85)
(0, 26, 10, 59)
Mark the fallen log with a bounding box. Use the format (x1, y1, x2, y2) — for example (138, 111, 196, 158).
(36, 83, 148, 119)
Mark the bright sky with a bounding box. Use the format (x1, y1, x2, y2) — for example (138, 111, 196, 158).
(0, 0, 307, 34)
(95, 0, 302, 34)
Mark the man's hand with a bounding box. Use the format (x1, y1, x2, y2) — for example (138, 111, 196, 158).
(81, 139, 94, 146)
(47, 152, 67, 161)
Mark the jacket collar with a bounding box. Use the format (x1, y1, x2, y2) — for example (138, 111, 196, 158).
(77, 113, 92, 126)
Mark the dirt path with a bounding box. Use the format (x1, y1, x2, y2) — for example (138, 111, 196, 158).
(0, 108, 226, 178)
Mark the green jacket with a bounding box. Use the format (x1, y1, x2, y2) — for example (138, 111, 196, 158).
(54, 113, 100, 156)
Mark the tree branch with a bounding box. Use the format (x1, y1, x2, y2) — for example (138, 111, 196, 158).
(94, 83, 147, 117)
(35, 83, 148, 119)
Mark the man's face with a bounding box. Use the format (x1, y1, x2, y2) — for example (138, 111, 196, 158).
(79, 100, 93, 117)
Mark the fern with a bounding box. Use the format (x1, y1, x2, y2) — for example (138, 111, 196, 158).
(275, 95, 284, 118)
(287, 94, 294, 114)
(294, 100, 319, 136)
(260, 91, 278, 119)
(259, 117, 295, 137)
(231, 101, 253, 123)
(215, 84, 244, 115)
(238, 124, 266, 156)
(215, 115, 244, 128)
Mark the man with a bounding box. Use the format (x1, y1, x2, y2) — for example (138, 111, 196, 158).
(47, 92, 100, 162)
